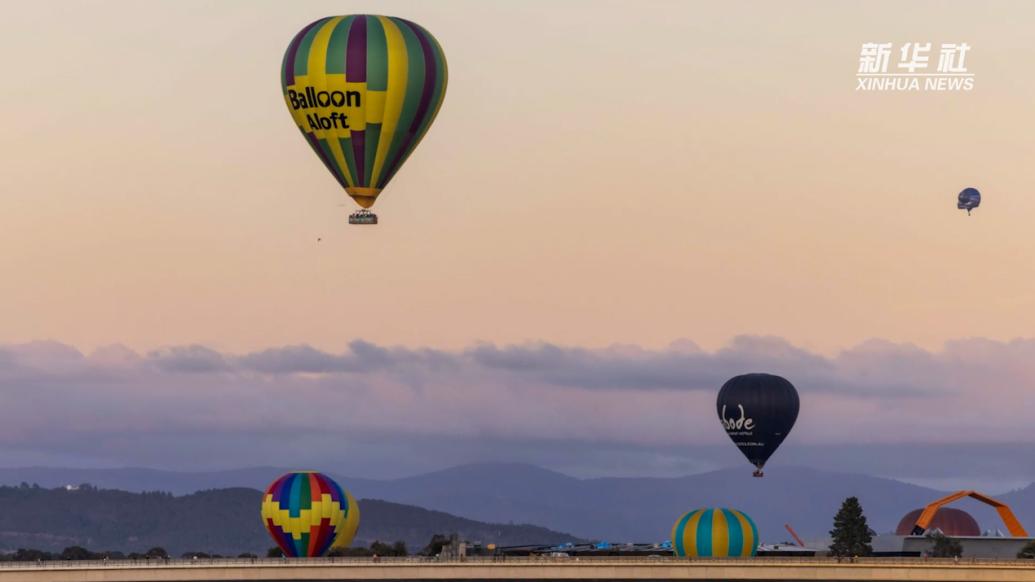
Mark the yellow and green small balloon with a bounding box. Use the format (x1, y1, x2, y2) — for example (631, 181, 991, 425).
(671, 508, 758, 557)
(261, 471, 360, 557)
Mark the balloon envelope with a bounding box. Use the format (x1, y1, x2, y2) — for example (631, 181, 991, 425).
(261, 471, 360, 557)
(716, 373, 799, 474)
(281, 15, 448, 209)
(957, 187, 981, 213)
(672, 508, 758, 557)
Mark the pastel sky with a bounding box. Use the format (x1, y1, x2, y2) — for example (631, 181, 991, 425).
(1, 1, 1034, 487)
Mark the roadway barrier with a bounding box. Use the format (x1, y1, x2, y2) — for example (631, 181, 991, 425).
(0, 555, 1032, 582)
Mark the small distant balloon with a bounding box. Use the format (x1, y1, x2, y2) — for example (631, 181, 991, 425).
(261, 471, 360, 557)
(958, 187, 981, 215)
(717, 373, 799, 477)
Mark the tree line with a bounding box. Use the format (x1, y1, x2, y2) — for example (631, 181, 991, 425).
(0, 533, 475, 561)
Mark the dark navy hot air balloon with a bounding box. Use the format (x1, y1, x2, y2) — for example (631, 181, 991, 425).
(958, 187, 980, 215)
(717, 373, 799, 477)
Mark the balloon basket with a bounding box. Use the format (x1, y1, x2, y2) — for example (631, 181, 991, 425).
(752, 469, 764, 478)
(348, 209, 378, 225)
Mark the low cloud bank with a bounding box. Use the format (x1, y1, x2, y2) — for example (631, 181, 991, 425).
(0, 336, 1031, 477)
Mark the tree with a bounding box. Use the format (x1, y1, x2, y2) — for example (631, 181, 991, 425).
(370, 540, 408, 557)
(12, 548, 51, 562)
(829, 496, 873, 557)
(267, 547, 284, 558)
(927, 532, 962, 558)
(60, 546, 94, 561)
(144, 547, 168, 559)
(1017, 540, 1035, 559)
(328, 546, 373, 557)
(421, 534, 452, 557)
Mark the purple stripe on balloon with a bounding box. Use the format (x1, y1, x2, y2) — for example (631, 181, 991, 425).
(269, 473, 291, 502)
(351, 131, 366, 185)
(378, 19, 438, 186)
(268, 522, 296, 557)
(402, 19, 437, 133)
(284, 19, 323, 86)
(329, 478, 345, 504)
(346, 15, 367, 82)
(346, 16, 368, 185)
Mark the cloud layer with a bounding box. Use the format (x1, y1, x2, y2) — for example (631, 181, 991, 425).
(1, 336, 1033, 483)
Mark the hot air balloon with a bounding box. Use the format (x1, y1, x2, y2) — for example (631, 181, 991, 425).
(958, 187, 980, 215)
(717, 373, 799, 477)
(261, 471, 360, 557)
(281, 15, 448, 225)
(672, 508, 759, 557)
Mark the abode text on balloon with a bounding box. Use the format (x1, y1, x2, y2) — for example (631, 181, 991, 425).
(721, 404, 755, 433)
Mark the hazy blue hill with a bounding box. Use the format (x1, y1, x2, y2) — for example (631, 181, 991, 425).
(347, 464, 1033, 542)
(354, 498, 578, 549)
(1002, 483, 1035, 529)
(0, 485, 578, 556)
(0, 467, 380, 497)
(347, 463, 591, 539)
(353, 464, 958, 543)
(1, 463, 1031, 543)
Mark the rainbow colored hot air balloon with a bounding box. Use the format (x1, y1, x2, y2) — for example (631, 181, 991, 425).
(281, 15, 448, 223)
(672, 508, 758, 558)
(261, 471, 360, 557)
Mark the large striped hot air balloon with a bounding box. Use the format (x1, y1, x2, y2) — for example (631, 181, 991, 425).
(671, 508, 758, 558)
(281, 15, 448, 224)
(261, 471, 360, 557)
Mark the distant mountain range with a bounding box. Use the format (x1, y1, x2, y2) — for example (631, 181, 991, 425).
(0, 485, 578, 556)
(0, 464, 1030, 543)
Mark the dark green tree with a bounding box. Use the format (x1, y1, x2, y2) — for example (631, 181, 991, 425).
(829, 496, 873, 557)
(1017, 540, 1035, 559)
(420, 534, 452, 557)
(328, 546, 373, 557)
(181, 552, 211, 559)
(927, 532, 962, 558)
(267, 547, 284, 558)
(144, 547, 168, 559)
(370, 540, 408, 556)
(60, 546, 94, 560)
(13, 548, 51, 562)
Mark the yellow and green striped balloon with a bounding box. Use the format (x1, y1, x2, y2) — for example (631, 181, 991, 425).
(281, 15, 448, 209)
(672, 508, 759, 558)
